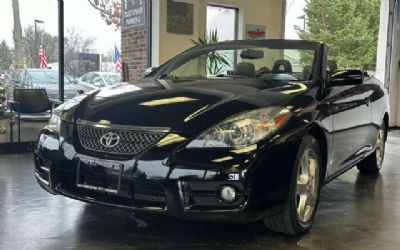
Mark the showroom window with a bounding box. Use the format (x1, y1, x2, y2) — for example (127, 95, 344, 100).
(206, 5, 238, 41)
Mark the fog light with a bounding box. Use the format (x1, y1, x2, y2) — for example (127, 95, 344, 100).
(219, 185, 237, 203)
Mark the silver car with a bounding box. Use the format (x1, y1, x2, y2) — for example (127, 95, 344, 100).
(7, 69, 95, 100)
(80, 72, 122, 88)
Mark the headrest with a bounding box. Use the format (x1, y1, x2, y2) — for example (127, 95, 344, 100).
(327, 60, 338, 73)
(272, 59, 293, 74)
(235, 62, 256, 77)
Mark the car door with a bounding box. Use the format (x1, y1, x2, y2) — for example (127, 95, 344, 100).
(366, 78, 388, 151)
(326, 71, 373, 177)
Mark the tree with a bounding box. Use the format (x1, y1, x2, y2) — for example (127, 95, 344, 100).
(0, 40, 12, 71)
(299, 0, 381, 69)
(23, 26, 58, 68)
(88, 0, 122, 29)
(64, 28, 96, 78)
(11, 0, 23, 69)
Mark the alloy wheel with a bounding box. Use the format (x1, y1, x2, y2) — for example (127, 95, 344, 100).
(376, 127, 385, 168)
(296, 148, 320, 223)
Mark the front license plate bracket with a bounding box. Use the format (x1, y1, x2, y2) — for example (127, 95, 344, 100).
(76, 158, 124, 195)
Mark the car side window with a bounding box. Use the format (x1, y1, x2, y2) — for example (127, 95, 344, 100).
(15, 70, 24, 82)
(91, 75, 102, 84)
(82, 74, 93, 82)
(24, 71, 32, 84)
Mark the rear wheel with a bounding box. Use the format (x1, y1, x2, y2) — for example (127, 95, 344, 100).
(357, 122, 387, 174)
(263, 135, 323, 235)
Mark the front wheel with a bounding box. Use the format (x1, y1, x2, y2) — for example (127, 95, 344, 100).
(357, 122, 387, 174)
(263, 135, 323, 235)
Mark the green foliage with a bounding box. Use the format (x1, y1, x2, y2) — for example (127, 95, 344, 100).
(299, 0, 381, 69)
(0, 104, 9, 120)
(0, 87, 10, 120)
(191, 29, 230, 75)
(0, 40, 12, 71)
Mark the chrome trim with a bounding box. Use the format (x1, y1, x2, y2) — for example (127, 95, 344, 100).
(35, 172, 50, 186)
(39, 165, 50, 173)
(77, 125, 167, 156)
(177, 181, 189, 209)
(76, 119, 170, 133)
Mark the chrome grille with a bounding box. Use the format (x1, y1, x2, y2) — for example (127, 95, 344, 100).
(77, 124, 167, 156)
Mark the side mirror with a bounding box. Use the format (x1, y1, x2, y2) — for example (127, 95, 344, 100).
(329, 70, 364, 87)
(144, 67, 158, 77)
(72, 80, 79, 84)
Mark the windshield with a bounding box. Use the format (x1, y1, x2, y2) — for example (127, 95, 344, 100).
(27, 70, 72, 84)
(103, 74, 121, 85)
(162, 45, 316, 83)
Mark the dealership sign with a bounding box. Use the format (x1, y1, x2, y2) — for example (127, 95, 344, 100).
(123, 0, 145, 28)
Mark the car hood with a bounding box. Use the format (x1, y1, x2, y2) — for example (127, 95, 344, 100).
(71, 78, 308, 132)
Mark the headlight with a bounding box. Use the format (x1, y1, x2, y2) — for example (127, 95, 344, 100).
(187, 107, 291, 148)
(47, 105, 64, 132)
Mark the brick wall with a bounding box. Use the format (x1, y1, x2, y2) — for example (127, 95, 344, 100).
(121, 1, 149, 82)
(121, 26, 148, 81)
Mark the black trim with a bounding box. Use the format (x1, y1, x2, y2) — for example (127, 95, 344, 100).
(58, 0, 65, 102)
(147, 0, 152, 67)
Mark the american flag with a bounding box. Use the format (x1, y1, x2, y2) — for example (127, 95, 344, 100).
(38, 44, 47, 69)
(114, 46, 122, 74)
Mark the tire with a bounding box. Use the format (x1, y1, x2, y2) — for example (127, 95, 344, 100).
(357, 121, 387, 174)
(263, 135, 323, 235)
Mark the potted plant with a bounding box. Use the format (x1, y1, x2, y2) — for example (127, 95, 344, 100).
(191, 29, 231, 76)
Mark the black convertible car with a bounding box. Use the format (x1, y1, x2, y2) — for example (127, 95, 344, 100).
(34, 40, 389, 235)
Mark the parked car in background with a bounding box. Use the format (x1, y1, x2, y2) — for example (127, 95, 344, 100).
(80, 72, 122, 88)
(6, 69, 95, 101)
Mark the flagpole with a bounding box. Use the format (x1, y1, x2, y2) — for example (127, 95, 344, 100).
(34, 19, 44, 68)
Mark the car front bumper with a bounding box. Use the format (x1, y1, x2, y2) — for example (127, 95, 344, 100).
(34, 129, 298, 222)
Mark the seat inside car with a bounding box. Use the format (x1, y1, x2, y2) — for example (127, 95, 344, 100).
(272, 59, 293, 74)
(235, 62, 256, 77)
(327, 60, 338, 73)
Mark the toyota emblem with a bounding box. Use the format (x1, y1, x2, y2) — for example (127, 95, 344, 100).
(100, 132, 120, 148)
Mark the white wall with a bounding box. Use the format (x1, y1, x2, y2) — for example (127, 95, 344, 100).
(377, 0, 400, 127)
(376, 0, 390, 82)
(151, 0, 285, 65)
(389, 0, 400, 127)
